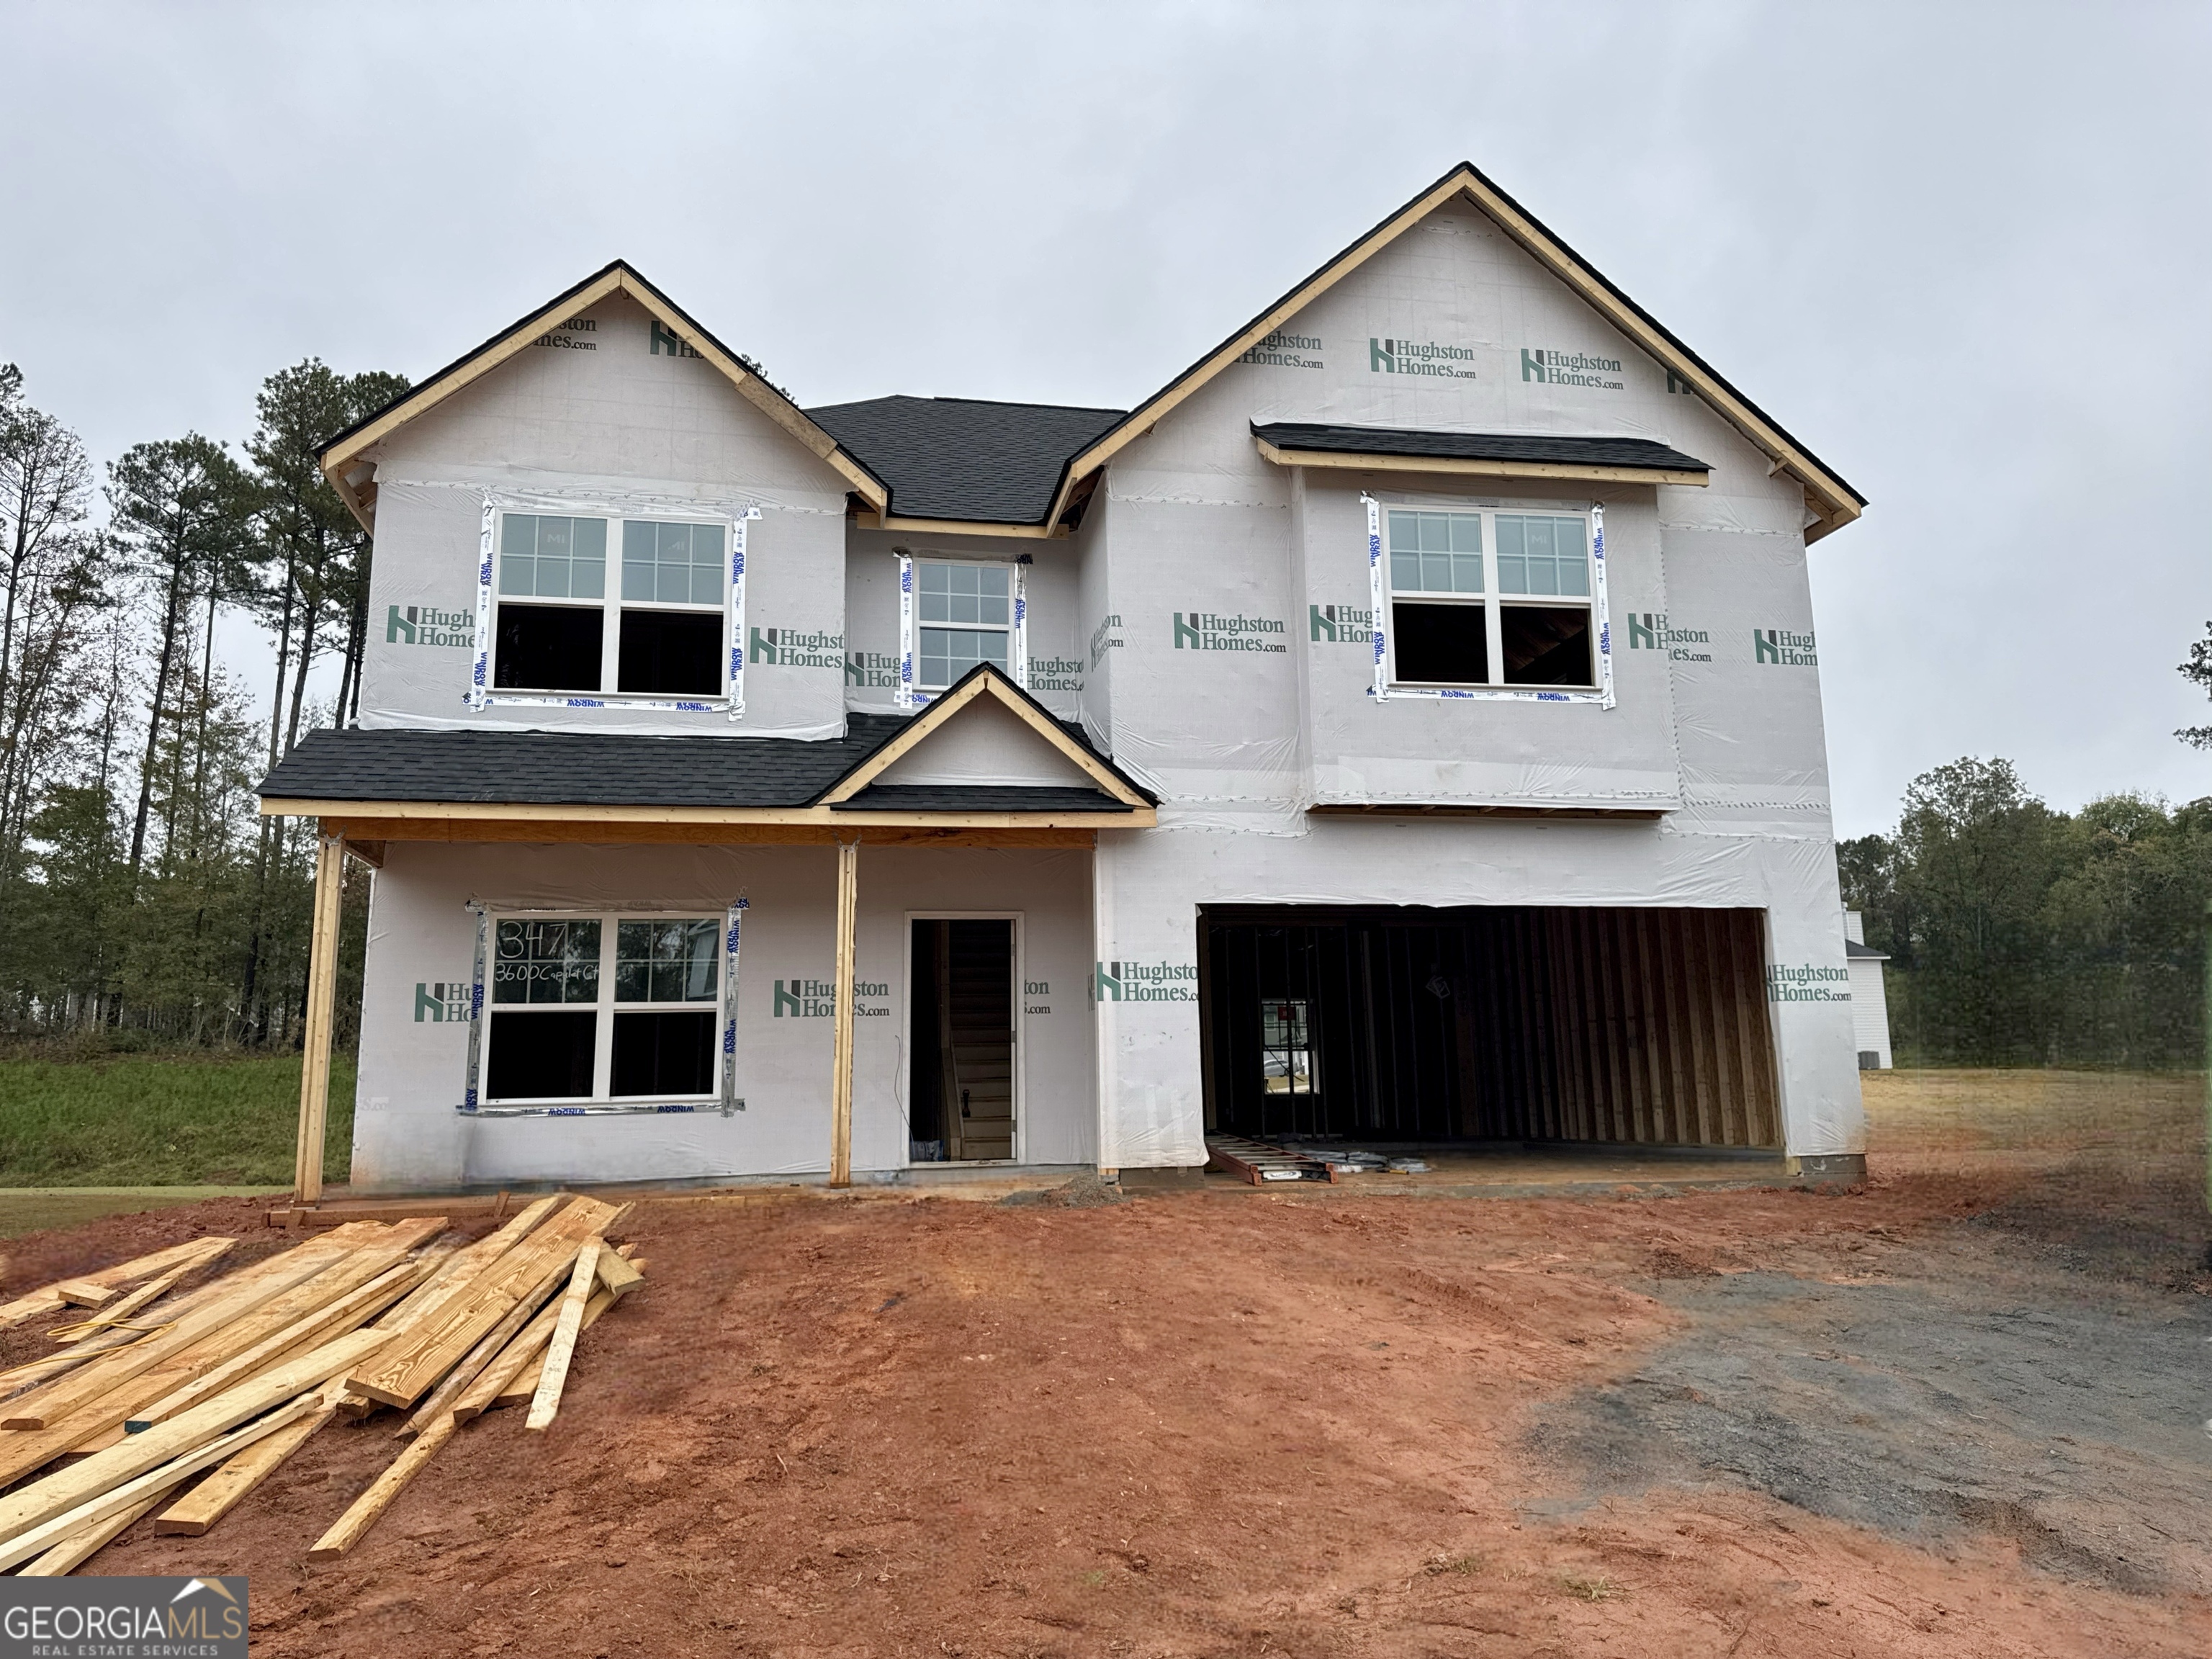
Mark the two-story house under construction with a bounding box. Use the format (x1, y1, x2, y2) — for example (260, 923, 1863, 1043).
(259, 161, 1869, 1198)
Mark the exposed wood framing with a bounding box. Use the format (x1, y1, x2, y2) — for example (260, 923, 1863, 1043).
(1254, 436, 1711, 488)
(293, 831, 345, 1204)
(830, 839, 859, 1187)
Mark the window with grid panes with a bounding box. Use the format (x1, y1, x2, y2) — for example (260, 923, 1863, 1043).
(916, 561, 1011, 689)
(484, 916, 721, 1103)
(493, 513, 727, 697)
(1385, 508, 1596, 688)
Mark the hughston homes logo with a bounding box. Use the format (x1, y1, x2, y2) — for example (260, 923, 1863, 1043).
(1767, 963, 1849, 1003)
(1172, 611, 1286, 653)
(649, 319, 703, 359)
(1368, 336, 1478, 379)
(414, 980, 475, 1022)
(535, 318, 597, 351)
(1093, 959, 1197, 1002)
(1754, 628, 1818, 666)
(750, 626, 842, 667)
(773, 979, 889, 1017)
(387, 605, 471, 647)
(1030, 655, 1084, 692)
(845, 650, 899, 689)
(1238, 329, 1323, 369)
(1088, 613, 1123, 669)
(1309, 603, 1375, 644)
(1521, 347, 1625, 390)
(1626, 613, 1712, 662)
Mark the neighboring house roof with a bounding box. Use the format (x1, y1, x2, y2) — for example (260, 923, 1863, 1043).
(807, 396, 1126, 526)
(256, 666, 1155, 815)
(1046, 161, 1866, 542)
(315, 261, 889, 534)
(1252, 423, 1710, 486)
(1845, 938, 1890, 961)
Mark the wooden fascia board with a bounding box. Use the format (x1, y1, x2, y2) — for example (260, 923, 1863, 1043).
(1040, 170, 1479, 528)
(858, 512, 1070, 540)
(606, 273, 886, 511)
(1045, 163, 1861, 538)
(274, 799, 1150, 834)
(315, 265, 889, 523)
(814, 674, 1150, 808)
(1253, 436, 1709, 489)
(1449, 172, 1861, 529)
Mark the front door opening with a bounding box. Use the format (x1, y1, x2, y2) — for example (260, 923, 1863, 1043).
(909, 919, 1016, 1162)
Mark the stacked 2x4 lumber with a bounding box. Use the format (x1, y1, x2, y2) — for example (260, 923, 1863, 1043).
(0, 1236, 235, 1331)
(0, 1194, 646, 1575)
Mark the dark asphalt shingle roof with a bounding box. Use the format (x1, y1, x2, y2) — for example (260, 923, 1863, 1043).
(1844, 938, 1889, 961)
(832, 784, 1131, 814)
(256, 668, 1151, 811)
(806, 396, 1126, 524)
(1252, 423, 1709, 475)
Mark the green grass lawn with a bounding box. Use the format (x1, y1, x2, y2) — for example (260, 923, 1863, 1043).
(0, 1053, 354, 1187)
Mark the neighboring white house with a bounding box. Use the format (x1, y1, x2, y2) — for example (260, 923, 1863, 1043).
(1843, 910, 1894, 1069)
(258, 161, 1871, 1196)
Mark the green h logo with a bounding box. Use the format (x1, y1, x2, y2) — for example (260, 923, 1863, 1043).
(1094, 961, 1123, 1002)
(1369, 337, 1395, 373)
(1665, 369, 1694, 395)
(1521, 348, 1547, 382)
(386, 606, 418, 644)
(1173, 613, 1201, 649)
(649, 319, 701, 358)
(415, 982, 445, 1022)
(1755, 629, 1780, 664)
(750, 626, 777, 664)
(773, 979, 802, 1017)
(1310, 605, 1336, 642)
(1629, 613, 1657, 649)
(844, 652, 864, 686)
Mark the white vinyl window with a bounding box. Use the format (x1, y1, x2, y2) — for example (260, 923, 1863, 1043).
(482, 915, 721, 1104)
(915, 561, 1012, 690)
(1386, 508, 1596, 688)
(493, 512, 727, 698)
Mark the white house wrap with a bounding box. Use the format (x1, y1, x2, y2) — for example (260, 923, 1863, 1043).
(264, 163, 1870, 1197)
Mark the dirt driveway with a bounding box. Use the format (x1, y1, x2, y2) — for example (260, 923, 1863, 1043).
(0, 1136, 2177, 1658)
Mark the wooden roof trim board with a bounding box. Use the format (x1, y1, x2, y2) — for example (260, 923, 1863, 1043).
(1252, 436, 1712, 489)
(317, 261, 890, 533)
(1044, 162, 1865, 543)
(815, 666, 1153, 809)
(259, 799, 1156, 833)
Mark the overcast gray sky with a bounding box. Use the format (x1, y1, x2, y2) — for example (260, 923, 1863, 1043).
(5, 1, 2206, 836)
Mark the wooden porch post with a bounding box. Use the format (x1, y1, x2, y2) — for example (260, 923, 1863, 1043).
(830, 837, 860, 1187)
(292, 827, 346, 1205)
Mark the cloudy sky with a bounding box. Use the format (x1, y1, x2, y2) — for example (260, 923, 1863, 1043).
(4, 1, 2206, 835)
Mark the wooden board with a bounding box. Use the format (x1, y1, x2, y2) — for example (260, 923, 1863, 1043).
(1205, 1136, 1335, 1184)
(0, 1236, 234, 1331)
(306, 1412, 457, 1560)
(153, 1406, 331, 1537)
(19, 1482, 179, 1575)
(523, 1240, 601, 1431)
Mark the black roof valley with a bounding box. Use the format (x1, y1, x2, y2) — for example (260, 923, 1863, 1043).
(806, 396, 1126, 524)
(1253, 423, 1709, 475)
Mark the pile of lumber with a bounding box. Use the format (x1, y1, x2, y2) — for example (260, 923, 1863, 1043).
(0, 1193, 640, 1575)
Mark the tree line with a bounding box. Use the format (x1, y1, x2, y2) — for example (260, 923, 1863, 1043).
(1840, 757, 2211, 1069)
(0, 360, 405, 1049)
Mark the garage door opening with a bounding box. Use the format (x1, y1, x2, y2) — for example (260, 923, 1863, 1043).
(1199, 906, 1779, 1149)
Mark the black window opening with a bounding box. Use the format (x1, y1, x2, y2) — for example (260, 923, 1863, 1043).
(1501, 606, 1593, 686)
(1390, 601, 1490, 685)
(494, 603, 603, 691)
(485, 1010, 596, 1100)
(618, 608, 723, 696)
(611, 1010, 716, 1096)
(1200, 906, 1784, 1150)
